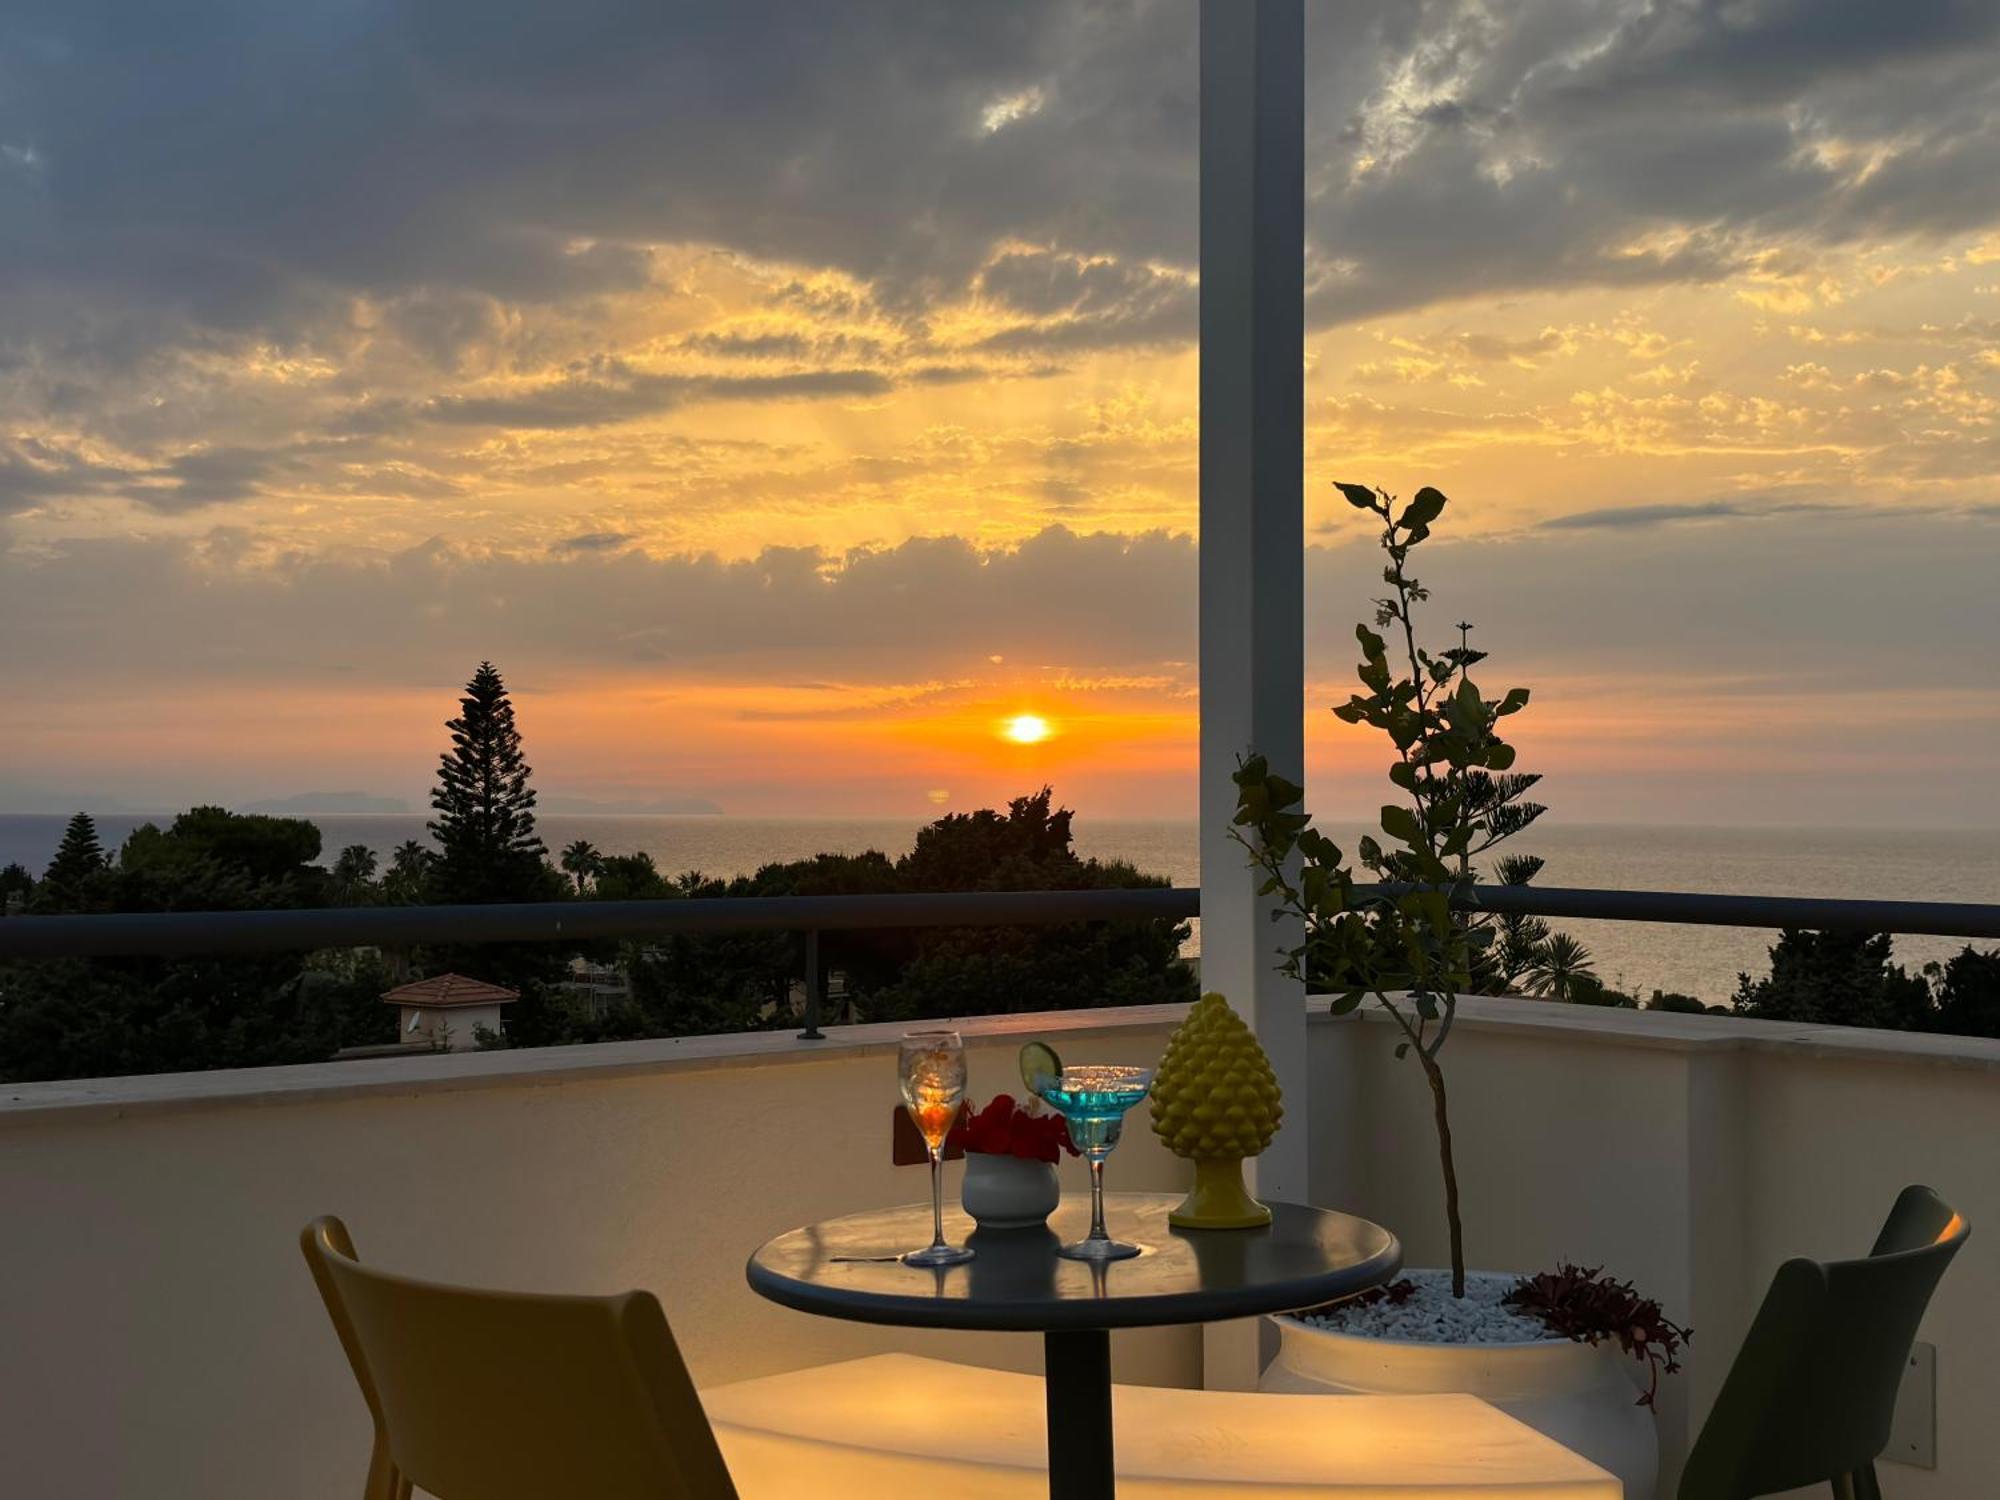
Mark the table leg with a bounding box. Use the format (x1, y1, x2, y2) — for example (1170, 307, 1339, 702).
(1043, 1328, 1114, 1500)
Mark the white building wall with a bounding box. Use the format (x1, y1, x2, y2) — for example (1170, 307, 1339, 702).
(399, 1001, 505, 1050)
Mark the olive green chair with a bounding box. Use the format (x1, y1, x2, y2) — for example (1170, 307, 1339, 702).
(301, 1216, 739, 1500)
(1679, 1185, 1968, 1500)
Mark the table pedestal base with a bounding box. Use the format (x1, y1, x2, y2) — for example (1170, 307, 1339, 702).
(1043, 1328, 1113, 1499)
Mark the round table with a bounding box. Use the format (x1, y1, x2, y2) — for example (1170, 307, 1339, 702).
(745, 1191, 1400, 1500)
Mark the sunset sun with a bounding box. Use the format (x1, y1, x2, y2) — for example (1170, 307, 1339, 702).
(1003, 713, 1052, 745)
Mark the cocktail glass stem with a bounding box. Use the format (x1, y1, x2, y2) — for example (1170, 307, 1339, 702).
(928, 1145, 948, 1253)
(1087, 1156, 1109, 1243)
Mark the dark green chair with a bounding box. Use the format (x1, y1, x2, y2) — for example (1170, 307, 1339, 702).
(1679, 1184, 1968, 1499)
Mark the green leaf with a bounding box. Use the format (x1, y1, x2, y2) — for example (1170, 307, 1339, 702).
(1453, 676, 1484, 727)
(1496, 687, 1530, 717)
(1329, 991, 1365, 1016)
(1402, 486, 1447, 530)
(1379, 804, 1423, 846)
(1296, 828, 1341, 866)
(1335, 481, 1379, 511)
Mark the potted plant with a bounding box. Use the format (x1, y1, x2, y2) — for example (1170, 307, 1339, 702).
(957, 1094, 1075, 1229)
(1232, 482, 1685, 1500)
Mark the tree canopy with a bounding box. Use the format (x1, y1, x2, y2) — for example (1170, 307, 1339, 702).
(1732, 928, 1933, 1031)
(427, 661, 554, 904)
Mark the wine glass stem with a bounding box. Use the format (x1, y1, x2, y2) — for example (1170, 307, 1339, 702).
(929, 1145, 946, 1249)
(1088, 1156, 1108, 1241)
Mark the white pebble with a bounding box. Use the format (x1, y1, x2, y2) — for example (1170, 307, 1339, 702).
(1296, 1269, 1559, 1345)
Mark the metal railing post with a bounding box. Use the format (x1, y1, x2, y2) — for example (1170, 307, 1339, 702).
(798, 928, 825, 1041)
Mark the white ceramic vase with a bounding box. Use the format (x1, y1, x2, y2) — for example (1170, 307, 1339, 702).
(959, 1152, 1060, 1229)
(1261, 1274, 1659, 1500)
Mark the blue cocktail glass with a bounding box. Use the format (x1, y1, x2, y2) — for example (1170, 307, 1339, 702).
(1034, 1064, 1155, 1261)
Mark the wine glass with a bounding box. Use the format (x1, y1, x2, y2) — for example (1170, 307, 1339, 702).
(1033, 1063, 1155, 1261)
(898, 1030, 975, 1268)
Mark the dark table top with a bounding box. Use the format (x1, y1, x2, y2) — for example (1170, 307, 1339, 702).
(745, 1192, 1401, 1333)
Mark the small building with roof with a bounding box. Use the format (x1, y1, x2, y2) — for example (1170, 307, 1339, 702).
(381, 973, 518, 1052)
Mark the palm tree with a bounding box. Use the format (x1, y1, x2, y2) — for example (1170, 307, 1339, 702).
(1479, 852, 1551, 993)
(560, 838, 605, 895)
(1525, 932, 1597, 1002)
(381, 840, 436, 904)
(329, 844, 380, 904)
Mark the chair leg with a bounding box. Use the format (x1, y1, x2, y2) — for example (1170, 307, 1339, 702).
(363, 1438, 407, 1500)
(1852, 1464, 1883, 1500)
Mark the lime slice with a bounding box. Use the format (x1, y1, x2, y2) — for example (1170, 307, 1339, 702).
(1019, 1041, 1063, 1096)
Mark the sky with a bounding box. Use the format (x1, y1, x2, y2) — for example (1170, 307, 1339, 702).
(1, 0, 1996, 827)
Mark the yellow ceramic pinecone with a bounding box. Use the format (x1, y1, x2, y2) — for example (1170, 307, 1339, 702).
(1149, 992, 1283, 1160)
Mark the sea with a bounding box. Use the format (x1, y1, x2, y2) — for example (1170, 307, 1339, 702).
(3, 814, 1995, 1007)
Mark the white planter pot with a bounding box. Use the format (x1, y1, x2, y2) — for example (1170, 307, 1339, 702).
(959, 1153, 1060, 1230)
(1262, 1274, 1658, 1500)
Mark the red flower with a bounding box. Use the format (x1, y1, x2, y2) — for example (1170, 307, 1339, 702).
(960, 1093, 1076, 1163)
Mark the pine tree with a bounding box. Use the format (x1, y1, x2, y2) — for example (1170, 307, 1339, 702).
(427, 663, 550, 903)
(43, 812, 108, 899)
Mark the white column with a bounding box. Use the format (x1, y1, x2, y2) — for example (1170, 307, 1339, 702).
(1198, 0, 1308, 1389)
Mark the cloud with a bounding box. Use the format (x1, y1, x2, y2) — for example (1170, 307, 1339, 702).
(128, 446, 295, 510)
(551, 531, 635, 554)
(0, 438, 316, 515)
(4, 507, 1993, 698)
(0, 0, 1992, 546)
(1534, 497, 1859, 531)
(0, 441, 134, 515)
(972, 247, 1198, 352)
(6, 0, 1992, 384)
(1542, 499, 1751, 530)
(415, 366, 895, 430)
(1451, 328, 1576, 366)
(1304, 0, 2000, 321)
(0, 524, 1202, 691)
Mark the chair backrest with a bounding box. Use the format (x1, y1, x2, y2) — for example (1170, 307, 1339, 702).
(1679, 1185, 1968, 1499)
(301, 1216, 739, 1500)
(300, 1216, 405, 1500)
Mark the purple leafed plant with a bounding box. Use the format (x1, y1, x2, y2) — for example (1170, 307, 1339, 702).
(1504, 1263, 1691, 1408)
(1350, 1276, 1420, 1308)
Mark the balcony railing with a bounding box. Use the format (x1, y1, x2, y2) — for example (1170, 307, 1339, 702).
(4, 884, 1995, 1039)
(7, 883, 1996, 961)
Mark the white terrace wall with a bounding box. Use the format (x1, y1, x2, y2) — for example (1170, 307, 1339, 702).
(3, 997, 1996, 1500)
(1315, 996, 2000, 1500)
(0, 1009, 1197, 1500)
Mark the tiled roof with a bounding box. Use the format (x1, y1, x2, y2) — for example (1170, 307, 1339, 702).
(379, 973, 520, 1008)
